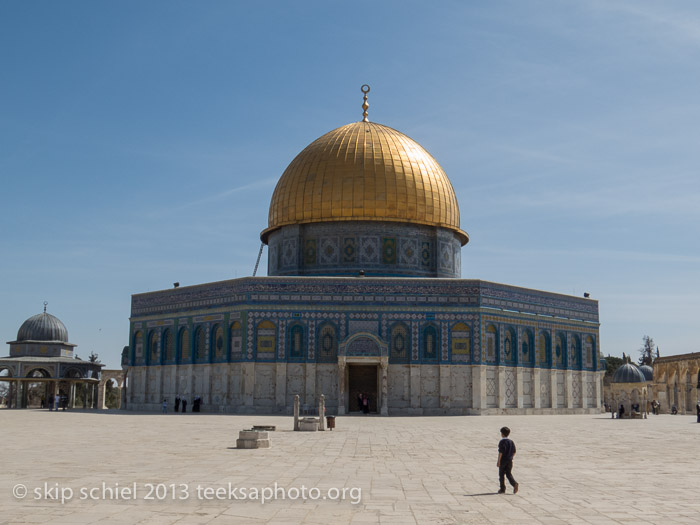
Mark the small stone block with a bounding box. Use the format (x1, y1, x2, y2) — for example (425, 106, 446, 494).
(239, 430, 269, 440)
(236, 439, 270, 449)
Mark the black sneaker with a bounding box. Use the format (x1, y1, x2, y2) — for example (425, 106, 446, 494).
(497, 489, 505, 494)
(513, 483, 519, 494)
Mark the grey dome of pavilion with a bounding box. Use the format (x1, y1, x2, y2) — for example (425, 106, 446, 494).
(612, 362, 647, 384)
(639, 364, 653, 381)
(16, 312, 69, 343)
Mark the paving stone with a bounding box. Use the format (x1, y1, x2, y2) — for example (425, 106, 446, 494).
(1, 411, 699, 523)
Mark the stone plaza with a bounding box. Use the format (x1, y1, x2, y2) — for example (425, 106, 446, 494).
(2, 411, 699, 524)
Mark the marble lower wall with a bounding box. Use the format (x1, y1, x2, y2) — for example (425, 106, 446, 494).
(127, 364, 603, 415)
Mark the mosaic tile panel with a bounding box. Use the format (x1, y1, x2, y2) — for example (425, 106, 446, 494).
(346, 337, 380, 356)
(319, 237, 339, 266)
(381, 237, 397, 265)
(342, 237, 356, 263)
(359, 236, 380, 265)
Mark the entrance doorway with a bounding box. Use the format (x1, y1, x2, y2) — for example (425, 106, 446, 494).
(348, 365, 377, 413)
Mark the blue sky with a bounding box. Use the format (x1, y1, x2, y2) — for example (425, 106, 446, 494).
(2, 1, 699, 369)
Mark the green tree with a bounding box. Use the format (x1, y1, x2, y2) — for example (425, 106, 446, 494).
(604, 355, 623, 385)
(88, 351, 101, 363)
(638, 335, 654, 366)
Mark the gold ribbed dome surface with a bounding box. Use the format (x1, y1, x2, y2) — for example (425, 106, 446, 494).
(262, 121, 468, 244)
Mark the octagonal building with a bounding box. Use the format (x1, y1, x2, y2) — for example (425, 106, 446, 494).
(126, 89, 604, 415)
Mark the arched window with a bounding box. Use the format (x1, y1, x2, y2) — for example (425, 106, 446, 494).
(571, 335, 582, 370)
(163, 329, 174, 362)
(504, 327, 517, 364)
(256, 320, 276, 358)
(423, 325, 438, 361)
(390, 323, 409, 360)
(538, 331, 551, 367)
(317, 323, 337, 362)
(230, 321, 242, 359)
(288, 324, 305, 360)
(555, 333, 566, 367)
(485, 324, 498, 363)
(179, 327, 190, 362)
(451, 322, 471, 362)
(149, 330, 159, 364)
(585, 335, 595, 369)
(212, 324, 224, 361)
(194, 326, 207, 362)
(133, 330, 144, 365)
(521, 329, 534, 365)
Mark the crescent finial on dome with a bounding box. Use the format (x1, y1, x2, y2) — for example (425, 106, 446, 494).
(361, 84, 370, 122)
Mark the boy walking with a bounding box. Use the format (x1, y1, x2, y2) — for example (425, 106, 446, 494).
(497, 426, 518, 494)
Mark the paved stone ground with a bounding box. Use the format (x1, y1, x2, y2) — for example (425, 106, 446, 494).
(1, 410, 699, 524)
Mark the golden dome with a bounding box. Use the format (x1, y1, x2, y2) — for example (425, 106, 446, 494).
(261, 121, 468, 245)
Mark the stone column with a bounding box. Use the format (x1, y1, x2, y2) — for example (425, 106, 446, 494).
(242, 362, 255, 408)
(305, 363, 317, 409)
(380, 358, 389, 416)
(472, 365, 486, 411)
(498, 366, 506, 409)
(337, 358, 346, 416)
(275, 363, 287, 413)
(8, 381, 14, 409)
(565, 370, 574, 409)
(439, 365, 451, 411)
(410, 365, 421, 411)
(550, 371, 557, 409)
(516, 367, 524, 409)
(533, 368, 541, 409)
(97, 381, 105, 410)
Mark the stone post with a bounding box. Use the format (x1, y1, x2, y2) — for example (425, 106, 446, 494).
(410, 364, 421, 412)
(319, 394, 325, 431)
(293, 394, 300, 431)
(516, 367, 524, 409)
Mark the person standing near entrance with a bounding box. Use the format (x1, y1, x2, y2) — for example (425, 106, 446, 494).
(181, 398, 187, 413)
(497, 426, 518, 494)
(357, 392, 363, 412)
(175, 395, 180, 413)
(162, 398, 168, 414)
(362, 394, 369, 414)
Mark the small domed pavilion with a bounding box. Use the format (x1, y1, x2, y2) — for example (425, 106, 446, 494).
(0, 304, 103, 409)
(610, 355, 648, 418)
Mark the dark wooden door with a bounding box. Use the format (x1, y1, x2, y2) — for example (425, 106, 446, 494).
(348, 365, 377, 412)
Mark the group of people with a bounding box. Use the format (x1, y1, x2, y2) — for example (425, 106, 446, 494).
(47, 394, 67, 411)
(357, 393, 371, 414)
(161, 395, 204, 413)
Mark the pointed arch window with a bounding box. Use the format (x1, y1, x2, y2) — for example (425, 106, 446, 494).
(212, 324, 224, 361)
(423, 325, 438, 361)
(148, 330, 159, 365)
(390, 323, 409, 360)
(163, 328, 174, 362)
(179, 327, 191, 362)
(318, 323, 337, 362)
(195, 326, 207, 362)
